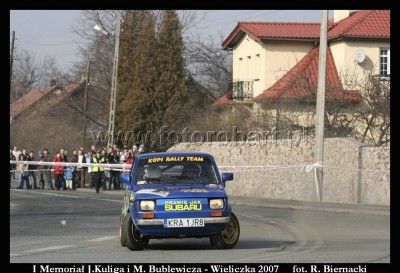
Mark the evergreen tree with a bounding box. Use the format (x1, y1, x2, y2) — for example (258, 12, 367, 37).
(115, 10, 158, 143)
(114, 10, 188, 149)
(115, 10, 140, 132)
(155, 10, 189, 131)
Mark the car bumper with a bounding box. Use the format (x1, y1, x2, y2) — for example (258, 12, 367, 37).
(135, 216, 230, 226)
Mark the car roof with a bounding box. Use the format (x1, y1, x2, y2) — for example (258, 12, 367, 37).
(136, 151, 214, 160)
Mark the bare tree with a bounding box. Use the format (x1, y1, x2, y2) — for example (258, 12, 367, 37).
(185, 33, 232, 98)
(72, 10, 205, 94)
(73, 11, 117, 82)
(41, 56, 76, 86)
(330, 72, 390, 146)
(11, 49, 45, 102)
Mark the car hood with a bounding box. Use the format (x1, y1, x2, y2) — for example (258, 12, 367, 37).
(133, 184, 227, 199)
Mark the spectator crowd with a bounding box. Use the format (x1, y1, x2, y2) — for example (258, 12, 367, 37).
(10, 143, 145, 193)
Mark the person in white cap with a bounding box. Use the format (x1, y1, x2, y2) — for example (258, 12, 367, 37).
(138, 144, 145, 154)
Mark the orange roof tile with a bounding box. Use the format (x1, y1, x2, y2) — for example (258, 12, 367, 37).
(10, 85, 59, 118)
(328, 10, 390, 40)
(255, 46, 361, 102)
(10, 80, 86, 119)
(223, 22, 320, 49)
(28, 81, 85, 118)
(222, 10, 390, 49)
(211, 93, 231, 107)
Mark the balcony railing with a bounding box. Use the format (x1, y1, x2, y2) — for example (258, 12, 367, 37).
(228, 80, 254, 100)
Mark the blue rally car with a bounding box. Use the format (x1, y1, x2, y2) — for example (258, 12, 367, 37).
(119, 152, 240, 251)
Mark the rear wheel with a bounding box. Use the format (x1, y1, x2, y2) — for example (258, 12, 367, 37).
(123, 215, 149, 251)
(210, 213, 240, 249)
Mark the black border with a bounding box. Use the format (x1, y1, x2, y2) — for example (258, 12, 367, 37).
(6, 2, 396, 272)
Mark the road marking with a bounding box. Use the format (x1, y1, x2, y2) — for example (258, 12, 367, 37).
(87, 197, 120, 202)
(24, 245, 74, 253)
(11, 245, 74, 257)
(28, 191, 87, 199)
(88, 236, 117, 242)
(11, 189, 121, 203)
(11, 237, 117, 257)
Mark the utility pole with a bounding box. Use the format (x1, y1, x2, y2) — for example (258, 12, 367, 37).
(83, 60, 90, 148)
(107, 12, 121, 149)
(314, 10, 328, 202)
(10, 31, 15, 86)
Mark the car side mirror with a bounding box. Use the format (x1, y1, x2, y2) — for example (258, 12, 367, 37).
(120, 174, 130, 185)
(221, 172, 233, 182)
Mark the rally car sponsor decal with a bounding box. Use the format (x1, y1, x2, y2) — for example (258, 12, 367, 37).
(147, 156, 205, 164)
(180, 189, 209, 193)
(136, 189, 171, 197)
(164, 200, 202, 211)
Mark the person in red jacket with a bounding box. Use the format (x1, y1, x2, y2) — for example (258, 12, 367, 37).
(53, 152, 65, 190)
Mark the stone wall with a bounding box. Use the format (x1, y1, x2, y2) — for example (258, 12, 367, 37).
(168, 138, 390, 205)
(360, 146, 390, 205)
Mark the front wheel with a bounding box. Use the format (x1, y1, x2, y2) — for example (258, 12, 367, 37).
(123, 214, 149, 251)
(210, 213, 240, 249)
(119, 213, 129, 247)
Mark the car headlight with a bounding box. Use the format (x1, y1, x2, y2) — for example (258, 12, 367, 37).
(140, 200, 155, 211)
(209, 198, 224, 209)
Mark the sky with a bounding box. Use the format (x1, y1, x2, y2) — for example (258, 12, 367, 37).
(10, 10, 334, 69)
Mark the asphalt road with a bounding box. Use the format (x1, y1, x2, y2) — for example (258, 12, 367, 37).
(10, 187, 389, 264)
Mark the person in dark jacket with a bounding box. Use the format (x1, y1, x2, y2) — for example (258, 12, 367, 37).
(36, 150, 45, 189)
(27, 151, 38, 189)
(10, 148, 16, 187)
(60, 149, 68, 189)
(42, 149, 53, 190)
(107, 150, 120, 189)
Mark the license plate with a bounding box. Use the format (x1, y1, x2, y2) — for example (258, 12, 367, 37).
(166, 218, 205, 228)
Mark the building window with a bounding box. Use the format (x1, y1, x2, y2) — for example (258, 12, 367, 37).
(247, 56, 251, 80)
(255, 54, 260, 79)
(380, 48, 390, 76)
(238, 58, 243, 80)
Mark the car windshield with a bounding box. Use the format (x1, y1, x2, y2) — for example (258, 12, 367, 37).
(134, 156, 220, 185)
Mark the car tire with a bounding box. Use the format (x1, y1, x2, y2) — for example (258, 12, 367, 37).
(120, 213, 129, 247)
(123, 214, 149, 251)
(210, 212, 240, 249)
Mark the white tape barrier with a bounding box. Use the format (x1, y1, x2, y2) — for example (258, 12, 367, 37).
(10, 161, 389, 173)
(10, 160, 131, 169)
(219, 164, 389, 173)
(9, 160, 131, 173)
(219, 163, 388, 203)
(9, 168, 128, 173)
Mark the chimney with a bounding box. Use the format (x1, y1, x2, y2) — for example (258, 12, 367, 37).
(334, 10, 350, 23)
